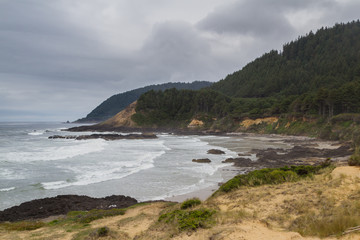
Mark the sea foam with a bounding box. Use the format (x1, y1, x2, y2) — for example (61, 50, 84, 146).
(0, 187, 15, 192)
(41, 150, 165, 190)
(5, 139, 107, 162)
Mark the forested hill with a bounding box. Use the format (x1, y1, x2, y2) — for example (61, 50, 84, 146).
(75, 81, 212, 122)
(211, 20, 360, 99)
(131, 21, 360, 130)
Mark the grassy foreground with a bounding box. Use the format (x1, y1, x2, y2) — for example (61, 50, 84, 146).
(1, 165, 360, 240)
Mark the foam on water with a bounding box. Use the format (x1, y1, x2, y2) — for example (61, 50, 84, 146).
(5, 139, 107, 162)
(0, 187, 15, 192)
(41, 150, 166, 190)
(28, 131, 44, 136)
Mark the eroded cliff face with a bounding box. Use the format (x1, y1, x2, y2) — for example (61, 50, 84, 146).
(99, 101, 138, 128)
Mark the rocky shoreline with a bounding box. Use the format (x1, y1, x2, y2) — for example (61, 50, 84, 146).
(223, 143, 352, 169)
(0, 195, 138, 222)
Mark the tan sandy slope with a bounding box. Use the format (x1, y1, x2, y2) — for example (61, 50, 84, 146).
(99, 101, 138, 128)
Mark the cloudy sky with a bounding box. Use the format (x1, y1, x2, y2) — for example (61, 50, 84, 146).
(0, 0, 359, 121)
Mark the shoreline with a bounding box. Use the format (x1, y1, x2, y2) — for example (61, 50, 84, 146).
(0, 133, 352, 222)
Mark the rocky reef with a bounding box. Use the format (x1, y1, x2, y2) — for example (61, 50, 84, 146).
(0, 195, 138, 222)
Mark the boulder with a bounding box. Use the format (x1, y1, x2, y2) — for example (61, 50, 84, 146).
(192, 158, 211, 163)
(207, 149, 225, 155)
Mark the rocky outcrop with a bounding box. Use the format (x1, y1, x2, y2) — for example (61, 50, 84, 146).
(240, 117, 279, 129)
(192, 158, 211, 163)
(49, 133, 157, 141)
(222, 143, 352, 168)
(207, 149, 225, 155)
(0, 195, 137, 222)
(188, 119, 204, 128)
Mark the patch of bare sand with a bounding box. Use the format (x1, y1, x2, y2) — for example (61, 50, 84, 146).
(332, 166, 360, 179)
(90, 202, 168, 239)
(172, 221, 320, 240)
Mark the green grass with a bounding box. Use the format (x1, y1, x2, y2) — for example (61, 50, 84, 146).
(158, 208, 216, 231)
(218, 164, 330, 193)
(0, 221, 45, 231)
(180, 198, 201, 210)
(67, 208, 126, 224)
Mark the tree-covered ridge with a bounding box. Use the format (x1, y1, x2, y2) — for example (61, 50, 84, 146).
(75, 81, 212, 122)
(132, 88, 230, 127)
(132, 21, 360, 126)
(211, 20, 360, 99)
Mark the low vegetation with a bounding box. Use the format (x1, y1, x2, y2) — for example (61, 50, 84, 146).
(218, 164, 330, 193)
(0, 221, 45, 231)
(158, 208, 216, 231)
(180, 198, 201, 210)
(66, 208, 126, 224)
(349, 147, 360, 166)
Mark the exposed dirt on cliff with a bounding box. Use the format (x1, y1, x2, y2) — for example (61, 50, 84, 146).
(99, 101, 138, 128)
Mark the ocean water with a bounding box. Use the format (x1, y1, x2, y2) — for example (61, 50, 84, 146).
(0, 122, 291, 210)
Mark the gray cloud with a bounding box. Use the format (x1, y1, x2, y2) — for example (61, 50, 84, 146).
(197, 0, 339, 39)
(0, 0, 359, 121)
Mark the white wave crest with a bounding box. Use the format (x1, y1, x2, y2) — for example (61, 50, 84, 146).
(0, 187, 15, 192)
(5, 139, 107, 162)
(28, 131, 44, 136)
(42, 150, 165, 190)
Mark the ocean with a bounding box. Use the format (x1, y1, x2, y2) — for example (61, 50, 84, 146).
(0, 122, 291, 210)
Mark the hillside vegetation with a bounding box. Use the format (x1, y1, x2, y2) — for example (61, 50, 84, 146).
(131, 21, 360, 147)
(211, 20, 360, 118)
(75, 81, 212, 123)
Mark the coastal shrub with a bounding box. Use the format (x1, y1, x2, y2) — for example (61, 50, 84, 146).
(96, 226, 110, 237)
(219, 165, 329, 193)
(181, 198, 201, 210)
(1, 221, 45, 231)
(158, 208, 215, 231)
(348, 153, 360, 166)
(67, 208, 126, 223)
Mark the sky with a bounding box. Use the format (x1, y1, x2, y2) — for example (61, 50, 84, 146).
(0, 0, 359, 121)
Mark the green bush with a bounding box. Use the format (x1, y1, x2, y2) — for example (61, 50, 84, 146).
(349, 154, 360, 166)
(97, 227, 109, 237)
(219, 165, 328, 193)
(177, 209, 215, 231)
(180, 198, 201, 210)
(158, 208, 215, 231)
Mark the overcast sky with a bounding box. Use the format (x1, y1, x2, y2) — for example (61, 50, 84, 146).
(0, 0, 359, 121)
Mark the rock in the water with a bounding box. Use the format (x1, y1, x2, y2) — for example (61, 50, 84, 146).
(0, 195, 138, 222)
(207, 149, 225, 155)
(222, 157, 252, 165)
(49, 133, 157, 141)
(192, 158, 211, 163)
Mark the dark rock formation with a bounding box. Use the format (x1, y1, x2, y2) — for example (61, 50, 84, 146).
(223, 143, 352, 169)
(222, 157, 253, 165)
(0, 195, 138, 222)
(192, 158, 211, 163)
(49, 133, 157, 141)
(207, 149, 225, 155)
